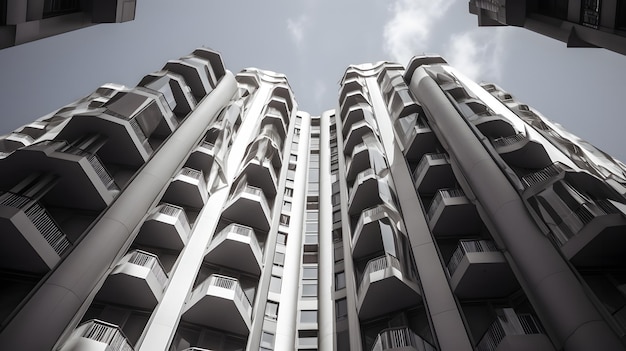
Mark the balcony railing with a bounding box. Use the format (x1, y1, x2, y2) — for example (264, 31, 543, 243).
(128, 118, 154, 154)
(550, 199, 623, 246)
(477, 309, 543, 351)
(492, 133, 526, 148)
(447, 240, 498, 276)
(358, 254, 402, 294)
(414, 153, 449, 180)
(127, 250, 169, 288)
(427, 188, 466, 221)
(197, 274, 252, 317)
(180, 167, 203, 180)
(58, 144, 119, 191)
(520, 163, 564, 188)
(80, 319, 133, 351)
(211, 224, 262, 258)
(0, 191, 71, 255)
(371, 327, 436, 351)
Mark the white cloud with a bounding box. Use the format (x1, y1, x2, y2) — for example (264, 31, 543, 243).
(444, 28, 507, 81)
(287, 15, 309, 48)
(383, 0, 455, 64)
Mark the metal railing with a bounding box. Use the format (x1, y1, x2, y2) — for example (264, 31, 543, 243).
(520, 163, 564, 188)
(61, 145, 118, 191)
(127, 250, 168, 289)
(371, 327, 436, 351)
(128, 119, 154, 153)
(359, 254, 402, 294)
(211, 224, 262, 259)
(427, 188, 465, 221)
(477, 309, 542, 351)
(447, 240, 498, 276)
(414, 153, 449, 179)
(198, 141, 215, 151)
(492, 133, 526, 148)
(80, 320, 133, 351)
(179, 167, 203, 180)
(0, 192, 71, 255)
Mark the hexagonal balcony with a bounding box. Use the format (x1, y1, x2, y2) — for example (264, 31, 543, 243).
(96, 250, 168, 309)
(238, 157, 278, 198)
(182, 274, 252, 335)
(447, 240, 518, 299)
(348, 169, 385, 215)
(413, 153, 454, 195)
(340, 92, 370, 121)
(344, 119, 377, 156)
(162, 168, 208, 210)
(427, 189, 482, 237)
(60, 319, 133, 351)
(346, 141, 382, 182)
(370, 327, 436, 351)
(342, 104, 372, 137)
(469, 114, 515, 139)
(352, 205, 401, 260)
(205, 224, 263, 276)
(135, 203, 191, 251)
(403, 118, 437, 164)
(221, 184, 272, 232)
(476, 309, 554, 351)
(0, 191, 71, 273)
(185, 141, 217, 176)
(491, 133, 551, 169)
(357, 254, 422, 319)
(261, 106, 287, 140)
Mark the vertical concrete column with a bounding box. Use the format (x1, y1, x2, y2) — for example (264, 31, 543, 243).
(408, 67, 625, 351)
(365, 75, 473, 351)
(0, 73, 237, 351)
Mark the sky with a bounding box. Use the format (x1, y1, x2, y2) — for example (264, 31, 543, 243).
(0, 0, 625, 160)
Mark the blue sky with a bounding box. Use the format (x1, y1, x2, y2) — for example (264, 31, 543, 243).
(0, 0, 625, 160)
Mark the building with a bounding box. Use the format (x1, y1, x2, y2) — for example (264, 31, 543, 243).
(468, 0, 626, 55)
(0, 47, 626, 351)
(0, 0, 137, 49)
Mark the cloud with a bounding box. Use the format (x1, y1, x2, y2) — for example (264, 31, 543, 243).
(383, 0, 455, 64)
(444, 28, 507, 81)
(287, 15, 309, 48)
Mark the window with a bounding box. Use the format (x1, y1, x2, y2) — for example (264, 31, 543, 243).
(302, 266, 318, 280)
(260, 332, 275, 349)
(283, 201, 292, 212)
(269, 276, 282, 293)
(335, 272, 346, 290)
(274, 252, 285, 266)
(284, 188, 293, 197)
(277, 232, 287, 245)
(336, 298, 348, 320)
(302, 282, 318, 297)
(280, 214, 290, 226)
(300, 310, 317, 324)
(287, 170, 296, 180)
(265, 302, 279, 320)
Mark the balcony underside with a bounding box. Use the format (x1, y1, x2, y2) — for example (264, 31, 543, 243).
(472, 117, 515, 139)
(162, 179, 207, 210)
(95, 266, 163, 309)
(450, 252, 519, 299)
(348, 178, 382, 216)
(135, 216, 188, 251)
(352, 220, 387, 259)
(239, 163, 277, 198)
(497, 140, 552, 169)
(346, 149, 373, 182)
(0, 207, 62, 273)
(429, 200, 482, 236)
(495, 334, 555, 351)
(205, 237, 262, 276)
(185, 147, 215, 176)
(222, 196, 270, 232)
(344, 124, 375, 155)
(415, 163, 455, 195)
(358, 271, 422, 320)
(182, 292, 250, 335)
(405, 129, 436, 163)
(561, 215, 626, 267)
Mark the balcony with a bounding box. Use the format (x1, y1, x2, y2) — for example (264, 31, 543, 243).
(182, 274, 252, 335)
(344, 119, 378, 156)
(371, 327, 436, 351)
(60, 320, 133, 351)
(162, 168, 208, 210)
(96, 250, 168, 309)
(357, 254, 421, 319)
(341, 92, 370, 121)
(342, 104, 373, 136)
(2, 141, 118, 210)
(491, 133, 551, 169)
(261, 107, 287, 140)
(447, 240, 518, 299)
(221, 184, 272, 232)
(20, 121, 48, 139)
(348, 169, 385, 215)
(346, 141, 382, 182)
(205, 224, 263, 276)
(339, 78, 365, 107)
(0, 133, 34, 151)
(0, 192, 71, 273)
(413, 153, 455, 195)
(404, 118, 437, 163)
(237, 157, 278, 198)
(427, 189, 482, 236)
(352, 205, 399, 259)
(185, 141, 217, 176)
(388, 89, 417, 121)
(476, 309, 554, 351)
(163, 58, 213, 101)
(468, 114, 515, 139)
(138, 71, 196, 117)
(135, 203, 191, 251)
(548, 200, 626, 267)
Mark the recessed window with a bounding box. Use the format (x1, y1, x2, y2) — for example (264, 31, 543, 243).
(336, 298, 347, 320)
(277, 232, 288, 245)
(265, 302, 279, 320)
(260, 331, 275, 349)
(280, 214, 291, 226)
(302, 266, 318, 280)
(302, 282, 318, 297)
(284, 187, 293, 197)
(274, 252, 285, 267)
(300, 310, 317, 324)
(269, 276, 282, 293)
(335, 271, 346, 290)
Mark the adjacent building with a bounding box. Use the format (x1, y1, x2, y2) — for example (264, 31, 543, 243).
(0, 0, 137, 49)
(469, 0, 626, 55)
(0, 47, 625, 351)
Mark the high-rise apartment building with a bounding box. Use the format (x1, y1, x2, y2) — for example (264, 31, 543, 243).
(469, 0, 626, 55)
(0, 47, 626, 351)
(0, 0, 137, 49)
